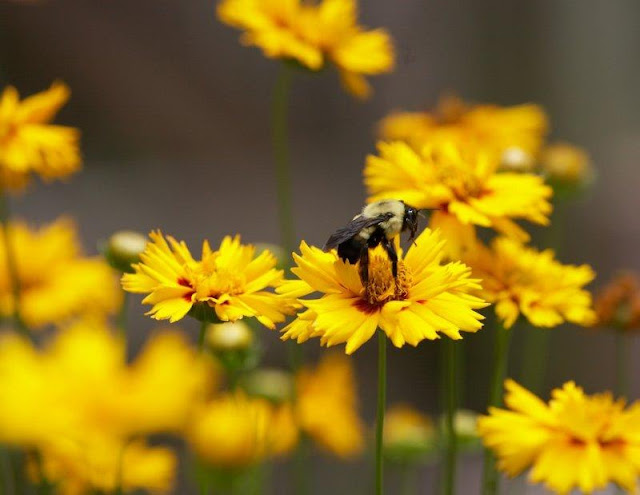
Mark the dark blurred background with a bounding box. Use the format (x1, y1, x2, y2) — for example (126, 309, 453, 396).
(1, 1, 639, 492)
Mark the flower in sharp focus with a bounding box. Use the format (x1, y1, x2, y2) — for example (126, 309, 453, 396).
(217, 0, 395, 99)
(0, 82, 81, 190)
(187, 392, 298, 468)
(378, 94, 548, 164)
(594, 272, 640, 331)
(278, 228, 487, 354)
(122, 231, 295, 326)
(364, 140, 552, 257)
(478, 379, 640, 494)
(0, 218, 120, 329)
(296, 353, 365, 458)
(463, 237, 596, 329)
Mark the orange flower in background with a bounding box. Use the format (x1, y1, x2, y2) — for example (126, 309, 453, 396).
(0, 82, 81, 190)
(594, 272, 640, 331)
(217, 0, 395, 98)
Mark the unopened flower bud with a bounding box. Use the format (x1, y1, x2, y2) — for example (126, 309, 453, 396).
(500, 147, 536, 173)
(540, 142, 594, 196)
(241, 368, 294, 404)
(594, 273, 640, 331)
(104, 230, 147, 273)
(383, 404, 436, 463)
(206, 321, 254, 352)
(439, 409, 481, 451)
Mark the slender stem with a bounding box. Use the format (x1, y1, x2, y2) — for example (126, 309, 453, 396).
(519, 327, 550, 395)
(198, 321, 207, 352)
(376, 330, 387, 495)
(482, 321, 513, 495)
(0, 447, 15, 495)
(0, 191, 30, 339)
(293, 434, 310, 495)
(271, 63, 295, 258)
(400, 463, 417, 495)
(443, 339, 457, 495)
(615, 332, 629, 398)
(117, 291, 130, 343)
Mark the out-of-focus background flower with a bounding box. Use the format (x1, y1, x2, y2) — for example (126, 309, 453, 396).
(2, 0, 639, 492)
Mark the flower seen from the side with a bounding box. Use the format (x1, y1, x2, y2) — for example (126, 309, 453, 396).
(364, 140, 552, 257)
(122, 232, 294, 327)
(279, 228, 487, 354)
(217, 0, 395, 98)
(383, 404, 435, 462)
(478, 379, 640, 494)
(463, 237, 596, 329)
(296, 353, 365, 458)
(0, 218, 120, 329)
(0, 82, 81, 190)
(378, 95, 548, 163)
(187, 392, 298, 468)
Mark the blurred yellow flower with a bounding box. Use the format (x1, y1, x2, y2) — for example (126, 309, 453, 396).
(365, 141, 552, 257)
(187, 392, 298, 468)
(383, 404, 435, 458)
(296, 353, 365, 458)
(37, 438, 176, 495)
(378, 95, 548, 161)
(478, 379, 640, 494)
(279, 228, 487, 354)
(122, 231, 294, 327)
(0, 82, 81, 190)
(0, 218, 120, 329)
(0, 320, 215, 447)
(217, 0, 395, 98)
(540, 142, 594, 189)
(463, 237, 596, 329)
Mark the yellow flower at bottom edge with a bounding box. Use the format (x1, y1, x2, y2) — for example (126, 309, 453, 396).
(478, 379, 640, 494)
(278, 228, 488, 354)
(187, 392, 298, 468)
(36, 436, 176, 495)
(0, 82, 81, 190)
(0, 218, 120, 329)
(296, 353, 365, 458)
(463, 237, 596, 329)
(216, 0, 394, 99)
(122, 231, 295, 327)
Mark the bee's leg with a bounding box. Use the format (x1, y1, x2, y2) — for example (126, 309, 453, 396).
(381, 237, 398, 278)
(358, 245, 370, 286)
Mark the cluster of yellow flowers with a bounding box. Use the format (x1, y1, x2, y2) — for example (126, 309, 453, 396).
(0, 1, 634, 494)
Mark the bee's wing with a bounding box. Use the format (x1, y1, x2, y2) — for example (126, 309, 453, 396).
(323, 214, 392, 251)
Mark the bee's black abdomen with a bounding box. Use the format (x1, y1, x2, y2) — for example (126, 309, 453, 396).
(337, 239, 363, 264)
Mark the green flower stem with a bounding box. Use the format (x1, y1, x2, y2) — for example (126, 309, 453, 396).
(482, 321, 513, 495)
(615, 331, 629, 398)
(443, 339, 457, 495)
(198, 320, 207, 352)
(519, 327, 550, 395)
(0, 447, 15, 495)
(0, 191, 30, 340)
(376, 330, 388, 495)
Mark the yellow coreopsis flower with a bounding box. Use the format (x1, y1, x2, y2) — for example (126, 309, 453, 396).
(37, 438, 176, 495)
(463, 237, 596, 329)
(217, 0, 395, 98)
(278, 228, 488, 354)
(187, 392, 298, 468)
(364, 140, 553, 257)
(0, 82, 81, 190)
(378, 95, 548, 162)
(478, 379, 640, 494)
(122, 231, 294, 327)
(0, 218, 120, 329)
(296, 353, 365, 458)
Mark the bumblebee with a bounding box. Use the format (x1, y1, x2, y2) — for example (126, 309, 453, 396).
(324, 200, 421, 285)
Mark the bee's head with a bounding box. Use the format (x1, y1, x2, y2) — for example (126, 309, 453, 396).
(403, 204, 420, 243)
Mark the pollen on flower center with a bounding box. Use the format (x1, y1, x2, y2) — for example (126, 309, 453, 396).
(363, 255, 412, 306)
